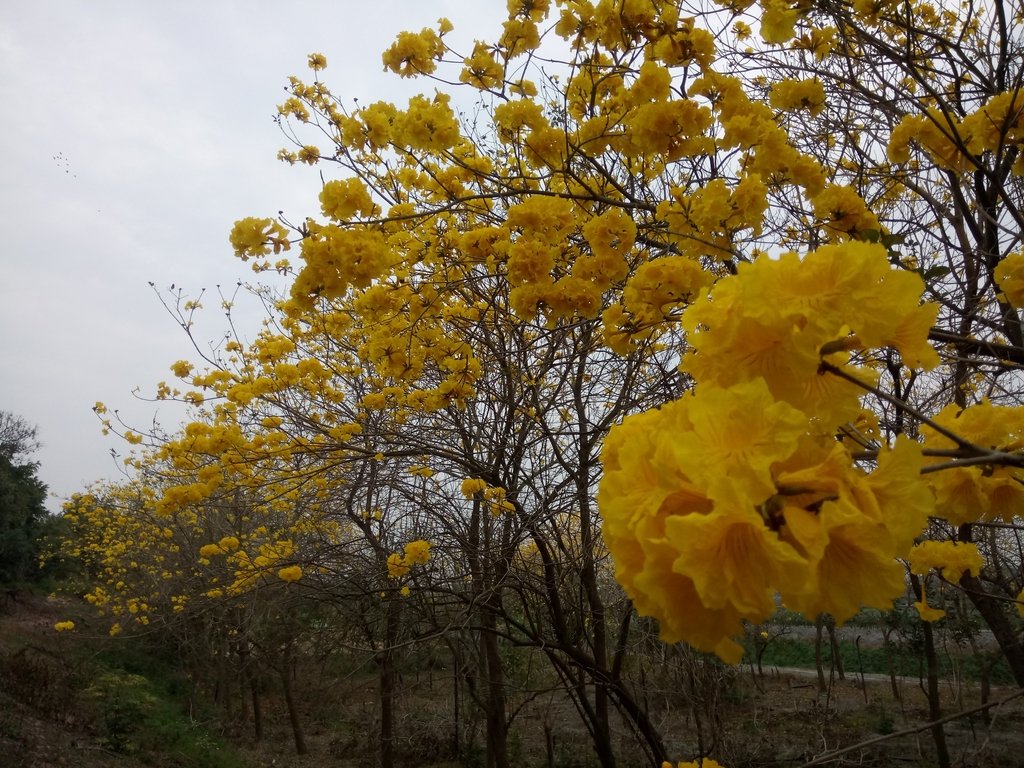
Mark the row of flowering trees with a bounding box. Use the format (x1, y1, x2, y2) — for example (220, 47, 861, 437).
(57, 1, 1023, 766)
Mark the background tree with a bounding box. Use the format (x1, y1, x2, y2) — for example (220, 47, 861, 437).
(0, 410, 42, 461)
(0, 411, 47, 584)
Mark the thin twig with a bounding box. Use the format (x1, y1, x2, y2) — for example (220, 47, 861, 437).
(800, 689, 1024, 766)
(819, 360, 982, 451)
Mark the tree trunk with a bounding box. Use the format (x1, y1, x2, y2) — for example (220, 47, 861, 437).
(882, 628, 902, 703)
(279, 646, 307, 755)
(958, 526, 1024, 687)
(912, 575, 950, 768)
(250, 672, 263, 742)
(814, 617, 827, 694)
(379, 596, 401, 768)
(481, 602, 509, 768)
(237, 646, 263, 742)
(826, 616, 845, 680)
(450, 641, 462, 756)
(574, 401, 616, 768)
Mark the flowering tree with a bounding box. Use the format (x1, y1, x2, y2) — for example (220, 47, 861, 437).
(62, 0, 1024, 766)
(253, 0, 1023, 665)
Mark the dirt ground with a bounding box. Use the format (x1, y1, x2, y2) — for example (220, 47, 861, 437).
(3, 592, 1023, 768)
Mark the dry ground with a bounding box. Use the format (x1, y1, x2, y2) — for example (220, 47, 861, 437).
(2, 594, 1022, 767)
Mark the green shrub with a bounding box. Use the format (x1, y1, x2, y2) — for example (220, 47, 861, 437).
(83, 671, 157, 753)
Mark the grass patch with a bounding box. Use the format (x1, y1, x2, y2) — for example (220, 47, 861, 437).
(748, 636, 1015, 685)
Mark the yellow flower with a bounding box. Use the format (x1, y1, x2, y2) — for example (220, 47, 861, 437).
(461, 42, 504, 90)
(320, 178, 376, 221)
(759, 0, 801, 43)
(54, 621, 75, 632)
(666, 491, 807, 618)
(229, 217, 290, 259)
(863, 437, 934, 550)
(810, 184, 879, 237)
(170, 360, 193, 378)
(784, 496, 906, 623)
(914, 597, 947, 622)
(922, 402, 1024, 523)
(381, 27, 444, 77)
(908, 541, 984, 581)
(403, 539, 432, 565)
(461, 477, 489, 497)
(278, 565, 303, 582)
(673, 378, 808, 505)
(499, 17, 540, 57)
(387, 553, 410, 579)
(769, 78, 827, 116)
(994, 251, 1024, 308)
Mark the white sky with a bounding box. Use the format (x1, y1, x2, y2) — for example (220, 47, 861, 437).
(0, 0, 504, 510)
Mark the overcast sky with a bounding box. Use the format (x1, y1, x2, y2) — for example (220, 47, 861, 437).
(0, 1, 503, 510)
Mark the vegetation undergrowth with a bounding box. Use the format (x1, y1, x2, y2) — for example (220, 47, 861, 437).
(748, 636, 1015, 686)
(0, 594, 247, 768)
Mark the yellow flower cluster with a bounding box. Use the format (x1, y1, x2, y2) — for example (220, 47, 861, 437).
(909, 541, 984, 581)
(921, 402, 1024, 524)
(907, 541, 985, 622)
(600, 378, 932, 662)
(229, 217, 291, 260)
(386, 539, 432, 579)
(403, 540, 431, 565)
(460, 41, 504, 90)
(460, 477, 489, 497)
(759, 0, 803, 44)
(290, 225, 396, 308)
(601, 232, 941, 662)
(995, 251, 1024, 308)
(198, 535, 240, 559)
(769, 77, 827, 116)
(228, 539, 297, 594)
(54, 620, 75, 632)
(320, 178, 378, 221)
(888, 91, 1024, 174)
(461, 477, 516, 516)
(684, 241, 938, 422)
(381, 24, 446, 78)
(386, 553, 410, 579)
